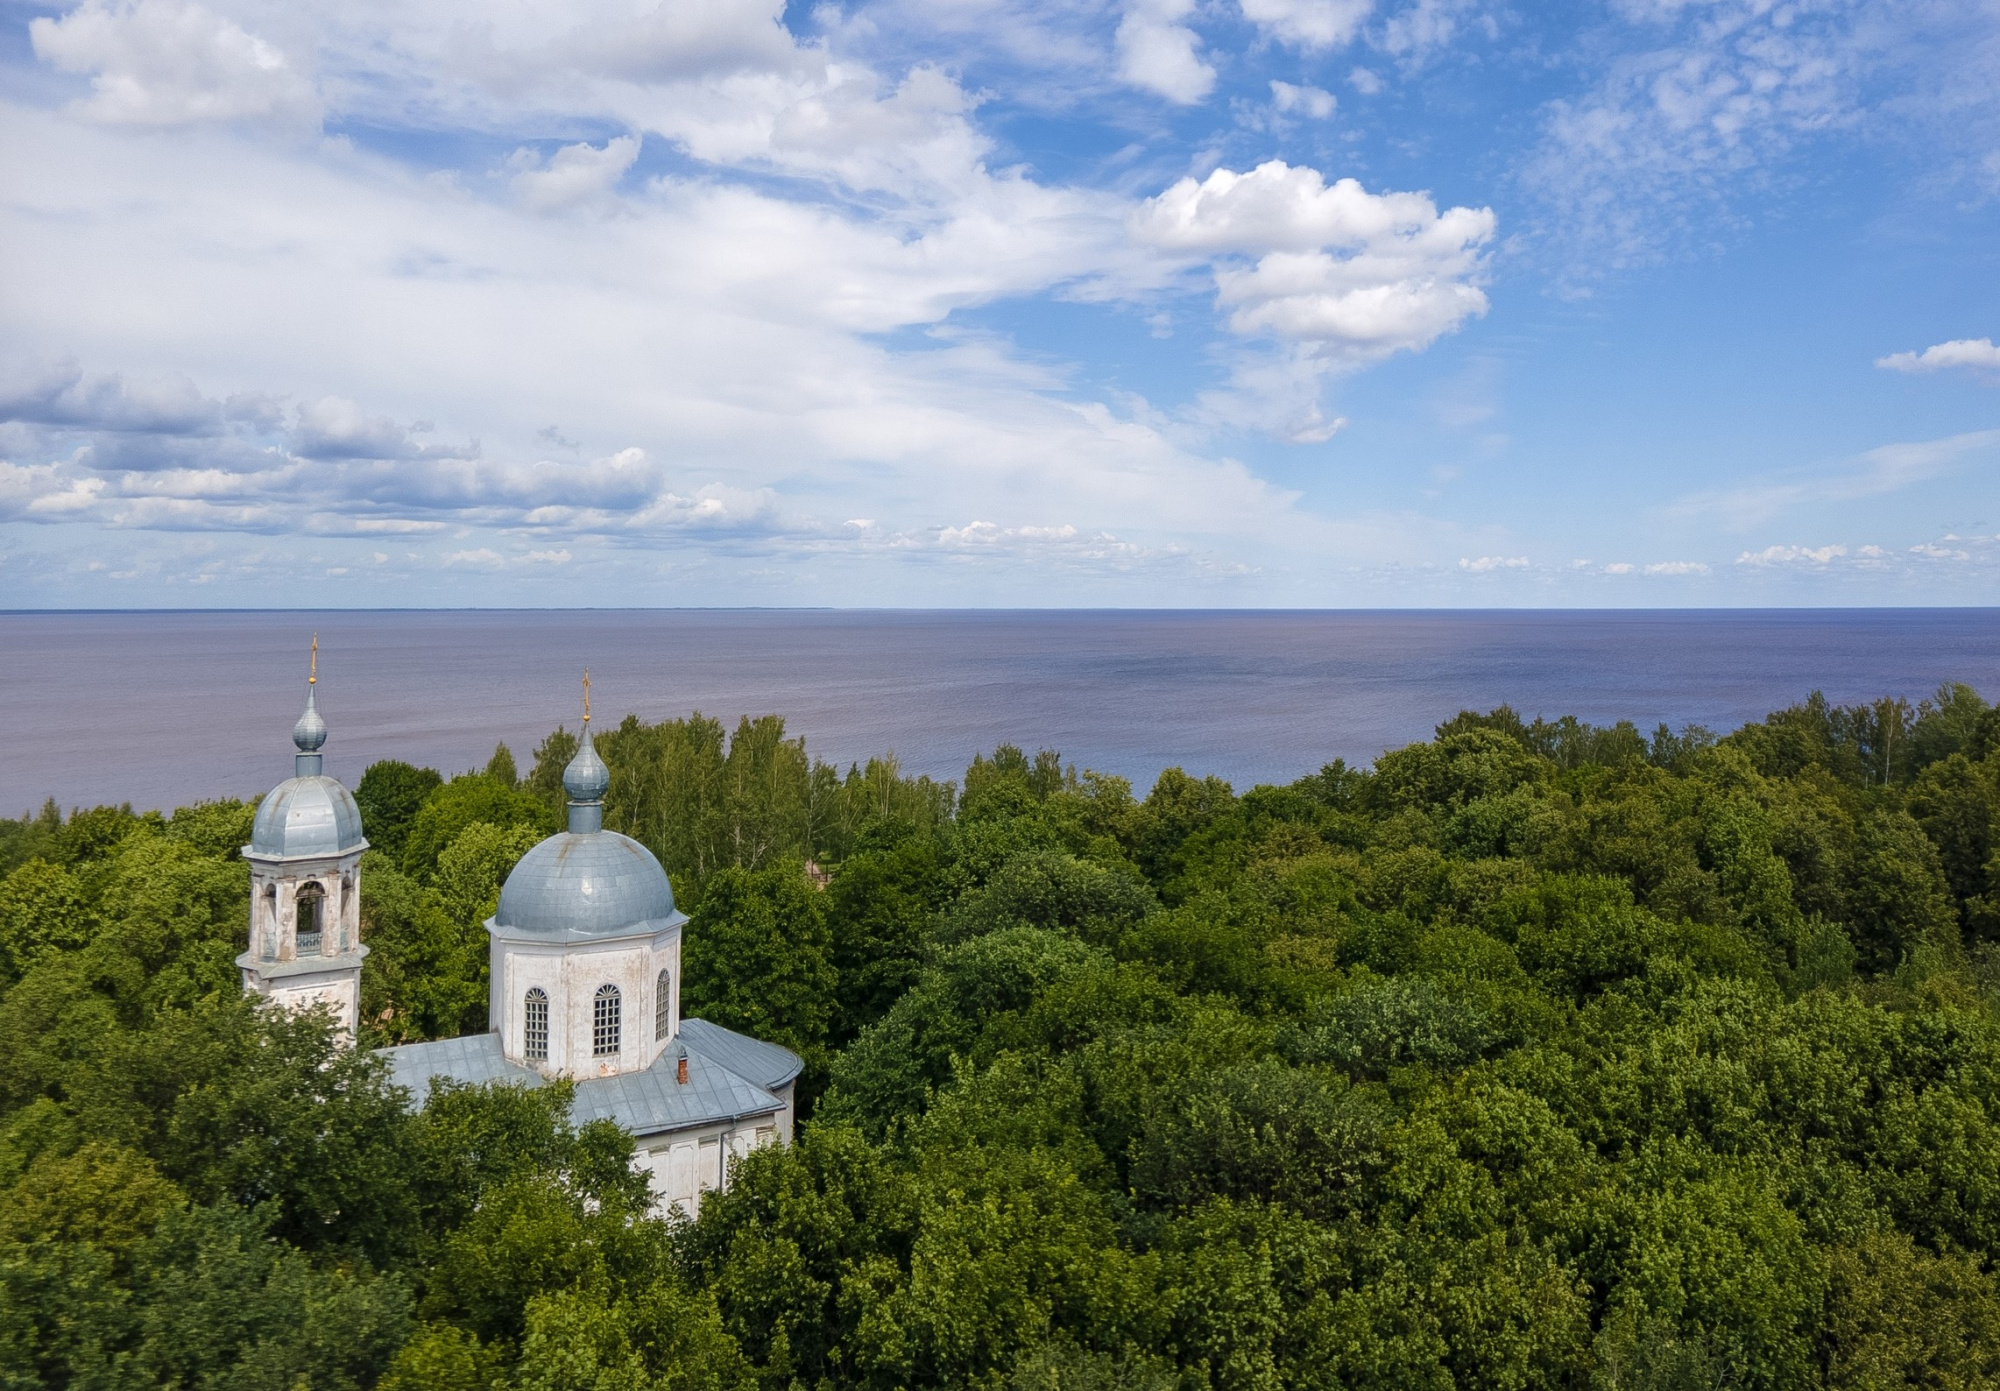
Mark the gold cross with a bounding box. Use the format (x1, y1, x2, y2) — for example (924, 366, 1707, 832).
(309, 634, 318, 685)
(582, 668, 591, 725)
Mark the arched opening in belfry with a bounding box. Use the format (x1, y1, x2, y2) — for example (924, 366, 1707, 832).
(295, 882, 326, 956)
(655, 969, 672, 1041)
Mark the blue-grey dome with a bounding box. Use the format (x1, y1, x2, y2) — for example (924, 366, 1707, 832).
(251, 775, 366, 858)
(493, 830, 678, 940)
(564, 728, 610, 802)
(293, 685, 328, 752)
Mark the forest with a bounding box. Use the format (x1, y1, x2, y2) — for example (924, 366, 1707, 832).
(6, 685, 2000, 1390)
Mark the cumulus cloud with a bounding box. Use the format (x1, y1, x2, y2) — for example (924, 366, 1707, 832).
(1269, 80, 1337, 118)
(1458, 554, 1527, 571)
(293, 397, 462, 461)
(2, 0, 1536, 594)
(1137, 161, 1493, 364)
(1643, 560, 1707, 574)
(0, 359, 228, 434)
(1115, 0, 1215, 104)
(30, 0, 317, 126)
(1737, 543, 1847, 566)
(514, 0, 800, 85)
(1876, 338, 2000, 375)
(511, 137, 642, 213)
(1240, 0, 1372, 52)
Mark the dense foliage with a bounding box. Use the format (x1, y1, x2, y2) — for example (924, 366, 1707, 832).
(7, 686, 2000, 1388)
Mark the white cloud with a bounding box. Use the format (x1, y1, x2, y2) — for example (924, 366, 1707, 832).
(1240, 0, 1373, 53)
(511, 136, 642, 213)
(1737, 543, 1847, 565)
(0, 359, 229, 434)
(1458, 554, 1527, 571)
(1876, 338, 2000, 376)
(1376, 0, 1483, 62)
(1522, 0, 1866, 269)
(31, 0, 318, 126)
(2, 0, 1533, 594)
(1115, 0, 1215, 104)
(1671, 428, 2000, 528)
(1643, 559, 1707, 574)
(1137, 161, 1493, 364)
(1348, 66, 1384, 94)
(294, 396, 456, 460)
(1270, 80, 1337, 118)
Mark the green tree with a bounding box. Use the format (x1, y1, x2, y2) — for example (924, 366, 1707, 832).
(486, 742, 520, 787)
(0, 858, 89, 983)
(684, 865, 837, 1084)
(403, 773, 556, 879)
(356, 759, 445, 863)
(826, 834, 948, 1043)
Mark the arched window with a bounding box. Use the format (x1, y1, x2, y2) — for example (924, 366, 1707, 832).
(262, 884, 278, 958)
(593, 984, 621, 1057)
(523, 988, 549, 1062)
(295, 883, 325, 956)
(655, 969, 672, 1041)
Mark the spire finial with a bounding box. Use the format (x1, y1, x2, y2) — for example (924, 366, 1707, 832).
(292, 638, 329, 767)
(562, 674, 610, 832)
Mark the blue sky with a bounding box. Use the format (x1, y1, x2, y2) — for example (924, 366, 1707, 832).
(1, 0, 1997, 606)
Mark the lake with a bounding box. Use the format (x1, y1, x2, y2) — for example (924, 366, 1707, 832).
(4, 608, 1998, 813)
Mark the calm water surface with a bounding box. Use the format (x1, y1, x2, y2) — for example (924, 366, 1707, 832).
(4, 609, 1999, 814)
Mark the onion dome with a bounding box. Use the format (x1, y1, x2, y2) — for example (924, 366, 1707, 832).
(250, 675, 365, 859)
(292, 684, 328, 754)
(563, 727, 611, 813)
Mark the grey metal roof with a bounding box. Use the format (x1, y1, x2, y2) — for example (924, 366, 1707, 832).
(383, 1032, 545, 1102)
(679, 1018, 804, 1092)
(493, 830, 679, 942)
(249, 775, 367, 859)
(569, 1046, 783, 1135)
(378, 1019, 798, 1140)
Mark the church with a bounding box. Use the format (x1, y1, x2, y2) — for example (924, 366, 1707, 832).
(238, 664, 801, 1216)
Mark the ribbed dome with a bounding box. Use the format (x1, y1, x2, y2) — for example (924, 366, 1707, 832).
(493, 830, 677, 940)
(251, 776, 366, 858)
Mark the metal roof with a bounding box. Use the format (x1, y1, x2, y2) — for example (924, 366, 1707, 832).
(679, 1018, 805, 1092)
(493, 830, 679, 942)
(249, 774, 367, 859)
(379, 1019, 796, 1140)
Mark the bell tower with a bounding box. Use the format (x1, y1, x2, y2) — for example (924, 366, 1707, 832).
(238, 638, 370, 1035)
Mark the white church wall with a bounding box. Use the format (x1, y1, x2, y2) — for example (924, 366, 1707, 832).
(496, 924, 682, 1078)
(635, 1115, 782, 1218)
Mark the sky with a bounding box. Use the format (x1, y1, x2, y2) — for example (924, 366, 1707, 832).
(1, 0, 1998, 608)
